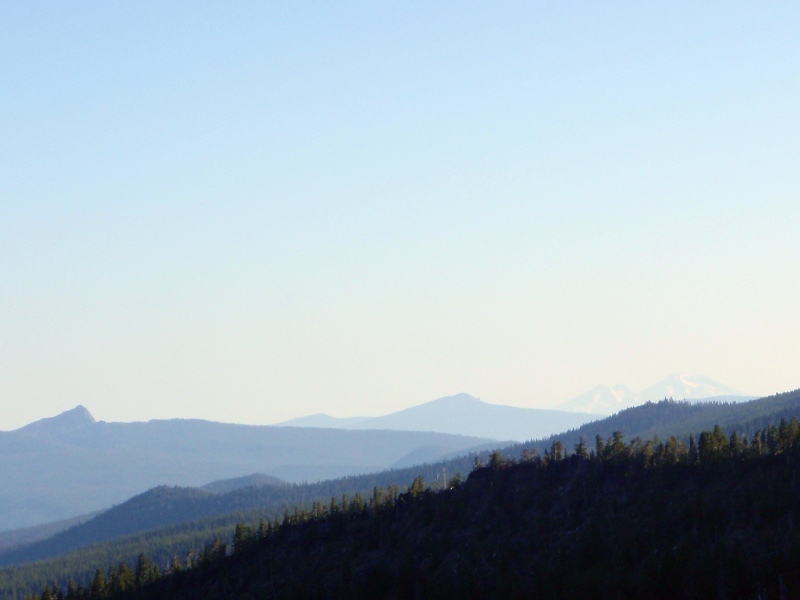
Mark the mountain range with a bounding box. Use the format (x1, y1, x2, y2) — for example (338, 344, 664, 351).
(0, 407, 495, 531)
(556, 373, 753, 414)
(0, 376, 747, 532)
(275, 375, 747, 436)
(1, 387, 799, 598)
(101, 409, 800, 600)
(277, 393, 597, 441)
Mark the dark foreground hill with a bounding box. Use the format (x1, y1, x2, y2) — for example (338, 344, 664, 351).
(32, 418, 800, 600)
(0, 457, 490, 597)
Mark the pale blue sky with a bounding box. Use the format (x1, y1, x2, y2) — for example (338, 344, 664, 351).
(2, 2, 799, 429)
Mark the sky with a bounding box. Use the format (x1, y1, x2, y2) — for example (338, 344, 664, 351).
(2, 2, 799, 430)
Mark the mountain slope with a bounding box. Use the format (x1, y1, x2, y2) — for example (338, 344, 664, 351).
(0, 409, 494, 530)
(33, 429, 800, 600)
(635, 373, 745, 403)
(13, 405, 96, 433)
(0, 454, 493, 575)
(0, 511, 103, 552)
(2, 387, 799, 597)
(200, 474, 286, 495)
(7, 388, 799, 570)
(532, 388, 800, 456)
(558, 374, 751, 414)
(556, 384, 635, 414)
(278, 393, 598, 442)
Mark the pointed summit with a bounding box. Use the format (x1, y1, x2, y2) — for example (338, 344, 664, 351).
(18, 405, 96, 433)
(558, 375, 751, 414)
(59, 405, 96, 425)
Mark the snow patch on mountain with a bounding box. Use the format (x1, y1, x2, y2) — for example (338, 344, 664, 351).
(558, 374, 752, 415)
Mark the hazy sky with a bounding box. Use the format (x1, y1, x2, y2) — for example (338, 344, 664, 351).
(2, 3, 799, 430)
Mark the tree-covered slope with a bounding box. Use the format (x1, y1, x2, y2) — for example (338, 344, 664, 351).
(1, 444, 505, 574)
(0, 459, 484, 598)
(0, 512, 103, 553)
(4, 388, 800, 599)
(4, 389, 800, 574)
(29, 419, 800, 600)
(524, 388, 800, 453)
(199, 474, 286, 495)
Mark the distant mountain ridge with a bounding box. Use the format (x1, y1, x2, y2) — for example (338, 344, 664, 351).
(0, 474, 281, 553)
(279, 414, 372, 428)
(199, 473, 286, 495)
(276, 393, 598, 443)
(557, 374, 752, 414)
(0, 379, 748, 531)
(0, 511, 103, 553)
(0, 409, 494, 531)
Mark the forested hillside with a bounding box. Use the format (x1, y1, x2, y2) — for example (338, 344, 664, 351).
(0, 458, 482, 598)
(523, 388, 800, 457)
(0, 513, 102, 553)
(199, 474, 286, 495)
(22, 418, 800, 599)
(0, 456, 482, 573)
(4, 389, 800, 599)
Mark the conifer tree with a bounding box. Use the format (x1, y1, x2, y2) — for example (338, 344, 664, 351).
(574, 437, 589, 458)
(489, 450, 505, 468)
(233, 524, 254, 554)
(409, 477, 425, 498)
(595, 434, 605, 458)
(65, 579, 77, 600)
(729, 431, 743, 456)
(611, 431, 625, 455)
(134, 553, 159, 587)
(550, 441, 564, 462)
(89, 568, 107, 599)
(689, 433, 698, 464)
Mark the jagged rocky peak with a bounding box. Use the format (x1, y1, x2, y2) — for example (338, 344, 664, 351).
(19, 405, 97, 433)
(58, 405, 96, 425)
